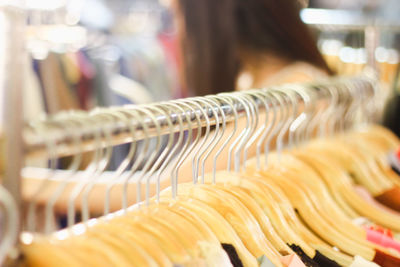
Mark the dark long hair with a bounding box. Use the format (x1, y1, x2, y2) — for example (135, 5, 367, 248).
(175, 0, 332, 96)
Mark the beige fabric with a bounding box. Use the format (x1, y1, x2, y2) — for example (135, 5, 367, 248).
(237, 61, 328, 91)
(349, 255, 381, 267)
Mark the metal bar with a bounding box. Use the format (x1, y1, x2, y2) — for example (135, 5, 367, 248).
(365, 26, 380, 71)
(0, 4, 25, 260)
(301, 8, 400, 31)
(308, 24, 400, 32)
(23, 77, 374, 159)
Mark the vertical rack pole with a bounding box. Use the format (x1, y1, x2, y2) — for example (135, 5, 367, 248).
(0, 3, 25, 250)
(365, 25, 380, 73)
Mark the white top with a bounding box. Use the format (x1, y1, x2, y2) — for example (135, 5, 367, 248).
(349, 255, 381, 267)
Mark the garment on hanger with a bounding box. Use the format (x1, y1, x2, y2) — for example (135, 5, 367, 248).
(288, 244, 318, 267)
(365, 227, 400, 252)
(281, 254, 306, 267)
(258, 255, 276, 267)
(312, 251, 341, 267)
(350, 255, 380, 267)
(373, 249, 400, 267)
(375, 187, 400, 212)
(18, 67, 400, 267)
(354, 186, 400, 216)
(222, 243, 244, 267)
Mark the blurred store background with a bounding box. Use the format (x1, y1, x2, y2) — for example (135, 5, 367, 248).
(20, 0, 400, 114)
(14, 0, 400, 161)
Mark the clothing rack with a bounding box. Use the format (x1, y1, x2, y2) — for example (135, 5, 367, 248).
(0, 4, 398, 267)
(23, 76, 375, 160)
(301, 8, 400, 31)
(0, 6, 385, 265)
(301, 8, 400, 72)
(0, 75, 383, 266)
(8, 73, 386, 267)
(16, 74, 376, 222)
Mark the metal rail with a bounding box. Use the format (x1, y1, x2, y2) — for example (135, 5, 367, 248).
(23, 76, 375, 159)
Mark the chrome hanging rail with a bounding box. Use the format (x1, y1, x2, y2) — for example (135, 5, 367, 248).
(23, 76, 376, 160)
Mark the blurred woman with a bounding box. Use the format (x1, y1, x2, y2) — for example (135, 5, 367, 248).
(173, 0, 332, 96)
(171, 0, 334, 180)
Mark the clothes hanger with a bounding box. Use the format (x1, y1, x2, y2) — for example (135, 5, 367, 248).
(76, 226, 158, 267)
(111, 215, 191, 264)
(136, 102, 231, 264)
(95, 212, 174, 266)
(271, 85, 375, 241)
(117, 106, 153, 210)
(304, 81, 393, 195)
(42, 113, 97, 233)
(201, 92, 294, 257)
(85, 106, 180, 266)
(206, 91, 294, 256)
(278, 85, 393, 247)
(201, 93, 284, 264)
(339, 82, 399, 184)
(145, 102, 233, 264)
(65, 109, 112, 226)
(21, 117, 79, 265)
(117, 102, 210, 263)
(302, 114, 400, 224)
(101, 107, 138, 215)
(22, 113, 158, 266)
(356, 124, 400, 149)
(288, 84, 364, 219)
(292, 150, 400, 232)
(175, 95, 283, 265)
(238, 91, 350, 263)
(278, 85, 400, 256)
(76, 111, 165, 266)
(337, 134, 400, 187)
(159, 95, 280, 265)
(282, 83, 400, 260)
(246, 86, 376, 259)
(238, 89, 318, 255)
(158, 96, 259, 267)
(25, 115, 67, 232)
(267, 151, 385, 246)
(80, 109, 116, 223)
(239, 88, 353, 265)
(243, 89, 324, 244)
(77, 108, 188, 266)
(263, 155, 377, 259)
(21, 237, 86, 267)
(0, 185, 18, 265)
(68, 104, 211, 266)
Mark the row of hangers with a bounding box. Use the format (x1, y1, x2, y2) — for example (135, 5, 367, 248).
(4, 76, 400, 266)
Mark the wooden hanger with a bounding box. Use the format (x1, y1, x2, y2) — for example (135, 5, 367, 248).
(264, 170, 375, 259)
(245, 170, 354, 266)
(93, 221, 173, 266)
(111, 215, 191, 264)
(358, 125, 400, 149)
(292, 149, 400, 232)
(268, 152, 372, 239)
(162, 183, 284, 267)
(82, 228, 158, 267)
(341, 131, 400, 188)
(266, 152, 400, 254)
(245, 151, 377, 259)
(209, 171, 315, 256)
(156, 201, 220, 244)
(333, 136, 395, 189)
(158, 195, 259, 267)
(305, 139, 386, 195)
(22, 237, 86, 267)
(210, 180, 292, 255)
